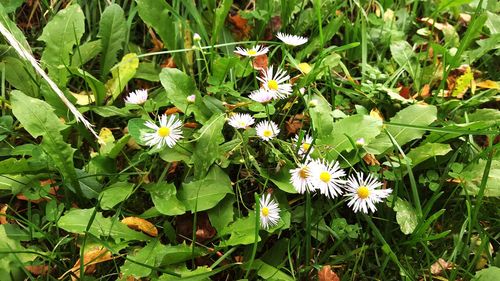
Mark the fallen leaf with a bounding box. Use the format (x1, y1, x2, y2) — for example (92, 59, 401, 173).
(370, 108, 384, 122)
(71, 92, 95, 105)
(451, 66, 473, 98)
(61, 246, 113, 281)
(264, 16, 282, 40)
(458, 13, 471, 26)
(251, 54, 268, 71)
(420, 17, 454, 31)
(121, 217, 158, 237)
(176, 212, 216, 243)
(228, 13, 252, 39)
(430, 258, 454, 275)
(183, 122, 198, 129)
(297, 62, 312, 74)
(476, 80, 499, 89)
(318, 265, 340, 281)
(363, 154, 380, 166)
(0, 204, 8, 224)
(161, 57, 176, 68)
(148, 27, 163, 52)
(25, 265, 50, 276)
(285, 114, 305, 135)
(165, 107, 182, 115)
(16, 183, 59, 204)
(399, 85, 411, 99)
(418, 84, 431, 98)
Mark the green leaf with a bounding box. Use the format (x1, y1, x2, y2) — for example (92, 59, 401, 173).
(0, 57, 39, 97)
(392, 197, 418, 235)
(211, 0, 232, 44)
(390, 40, 418, 81)
(207, 196, 234, 233)
(71, 39, 102, 68)
(406, 143, 452, 167)
(309, 93, 334, 138)
(221, 212, 260, 246)
(38, 4, 85, 84)
(0, 225, 38, 279)
(250, 260, 294, 281)
(58, 208, 151, 241)
(159, 243, 205, 265)
(136, 0, 176, 50)
(145, 182, 186, 216)
(178, 165, 233, 212)
(10, 91, 87, 197)
(159, 265, 212, 281)
(106, 53, 139, 101)
(98, 4, 127, 77)
(0, 3, 30, 50)
(121, 239, 167, 278)
(159, 68, 210, 123)
(460, 159, 500, 197)
(0, 0, 24, 13)
(191, 113, 225, 178)
(319, 114, 383, 159)
(127, 118, 150, 146)
(99, 182, 134, 210)
(472, 266, 500, 281)
(366, 104, 437, 155)
(0, 158, 48, 174)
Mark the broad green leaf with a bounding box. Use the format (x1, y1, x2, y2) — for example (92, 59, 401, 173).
(71, 39, 101, 68)
(159, 68, 210, 123)
(0, 158, 47, 174)
(127, 118, 150, 146)
(0, 3, 30, 50)
(136, 0, 176, 50)
(159, 265, 212, 281)
(0, 57, 38, 96)
(259, 164, 297, 194)
(0, 225, 38, 280)
(99, 182, 134, 210)
(159, 243, 205, 266)
(98, 4, 127, 77)
(390, 40, 418, 81)
(472, 266, 500, 281)
(191, 113, 225, 178)
(366, 104, 437, 155)
(58, 208, 151, 241)
(319, 114, 383, 160)
(159, 143, 193, 164)
(0, 0, 23, 13)
(309, 93, 334, 138)
(178, 165, 233, 212)
(221, 212, 260, 246)
(106, 53, 139, 101)
(207, 196, 234, 233)
(452, 66, 473, 97)
(145, 182, 186, 216)
(121, 239, 167, 278)
(250, 260, 294, 281)
(90, 105, 130, 117)
(10, 91, 86, 197)
(460, 159, 500, 197)
(69, 68, 107, 105)
(392, 197, 418, 235)
(485, 11, 500, 34)
(0, 115, 13, 141)
(0, 174, 40, 194)
(38, 4, 85, 84)
(406, 143, 452, 167)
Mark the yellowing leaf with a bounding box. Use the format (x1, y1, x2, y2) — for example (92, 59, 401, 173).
(99, 127, 115, 145)
(60, 246, 113, 281)
(121, 217, 158, 237)
(370, 108, 384, 121)
(106, 53, 139, 101)
(297, 62, 312, 74)
(476, 80, 499, 89)
(452, 66, 473, 98)
(71, 92, 95, 105)
(0, 204, 7, 224)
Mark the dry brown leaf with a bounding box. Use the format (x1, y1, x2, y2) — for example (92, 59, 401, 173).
(430, 258, 455, 275)
(61, 246, 113, 281)
(165, 107, 182, 115)
(419, 84, 431, 98)
(176, 212, 216, 243)
(161, 57, 176, 68)
(0, 204, 8, 224)
(476, 80, 499, 89)
(25, 265, 50, 276)
(183, 122, 198, 129)
(318, 265, 340, 281)
(458, 13, 471, 26)
(285, 114, 305, 135)
(251, 54, 268, 71)
(121, 217, 158, 237)
(148, 28, 164, 52)
(420, 17, 454, 31)
(363, 154, 380, 166)
(399, 85, 411, 99)
(16, 181, 59, 204)
(228, 13, 252, 39)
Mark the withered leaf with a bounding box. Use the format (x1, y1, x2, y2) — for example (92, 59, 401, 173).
(0, 204, 8, 224)
(121, 217, 158, 237)
(430, 258, 455, 275)
(318, 265, 340, 281)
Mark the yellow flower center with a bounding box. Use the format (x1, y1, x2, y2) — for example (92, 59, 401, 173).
(263, 130, 273, 137)
(302, 143, 311, 151)
(261, 207, 269, 217)
(357, 186, 370, 199)
(158, 127, 171, 137)
(267, 80, 279, 90)
(239, 121, 247, 127)
(319, 171, 331, 183)
(298, 167, 309, 179)
(247, 49, 257, 55)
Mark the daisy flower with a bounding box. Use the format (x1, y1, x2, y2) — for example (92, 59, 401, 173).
(143, 114, 183, 148)
(125, 89, 148, 105)
(234, 45, 269, 57)
(276, 32, 308, 46)
(309, 159, 346, 198)
(255, 120, 280, 141)
(228, 113, 255, 129)
(249, 89, 275, 103)
(257, 66, 292, 99)
(259, 193, 280, 229)
(293, 134, 314, 157)
(344, 172, 392, 214)
(289, 160, 315, 194)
